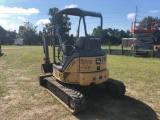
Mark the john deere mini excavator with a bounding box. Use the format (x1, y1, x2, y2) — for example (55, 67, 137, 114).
(39, 8, 125, 113)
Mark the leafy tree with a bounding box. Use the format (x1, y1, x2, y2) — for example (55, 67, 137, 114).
(0, 26, 7, 44)
(18, 22, 41, 45)
(102, 28, 119, 45)
(117, 30, 131, 40)
(92, 26, 131, 45)
(47, 7, 71, 41)
(6, 31, 16, 45)
(138, 16, 160, 30)
(138, 16, 160, 44)
(0, 26, 16, 45)
(92, 26, 101, 36)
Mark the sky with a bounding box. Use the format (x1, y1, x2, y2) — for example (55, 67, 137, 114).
(0, 0, 160, 33)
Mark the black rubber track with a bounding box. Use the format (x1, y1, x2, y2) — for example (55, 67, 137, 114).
(105, 78, 126, 96)
(39, 76, 86, 113)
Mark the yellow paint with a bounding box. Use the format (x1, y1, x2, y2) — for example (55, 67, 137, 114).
(79, 69, 109, 86)
(65, 58, 79, 72)
(53, 55, 109, 86)
(52, 68, 64, 81)
(64, 72, 79, 83)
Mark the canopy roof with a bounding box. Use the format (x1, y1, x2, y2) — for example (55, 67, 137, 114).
(56, 8, 102, 18)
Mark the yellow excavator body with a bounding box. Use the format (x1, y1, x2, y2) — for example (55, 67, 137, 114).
(53, 55, 109, 85)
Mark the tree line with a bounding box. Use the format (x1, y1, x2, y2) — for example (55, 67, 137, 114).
(0, 7, 160, 45)
(92, 26, 131, 45)
(0, 26, 16, 45)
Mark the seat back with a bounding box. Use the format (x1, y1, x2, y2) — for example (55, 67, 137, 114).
(75, 37, 86, 50)
(87, 37, 101, 50)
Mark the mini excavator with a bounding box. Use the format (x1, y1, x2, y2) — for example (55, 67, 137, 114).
(39, 8, 125, 113)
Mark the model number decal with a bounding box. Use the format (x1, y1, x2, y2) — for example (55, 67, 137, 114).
(81, 59, 92, 70)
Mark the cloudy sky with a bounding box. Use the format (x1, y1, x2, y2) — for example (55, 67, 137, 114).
(0, 0, 160, 32)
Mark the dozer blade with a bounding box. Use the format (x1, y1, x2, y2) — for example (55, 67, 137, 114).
(41, 63, 53, 74)
(39, 76, 86, 114)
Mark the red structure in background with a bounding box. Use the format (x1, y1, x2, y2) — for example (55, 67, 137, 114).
(131, 22, 156, 33)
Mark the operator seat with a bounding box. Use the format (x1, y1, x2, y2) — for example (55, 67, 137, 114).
(75, 37, 86, 50)
(61, 35, 75, 56)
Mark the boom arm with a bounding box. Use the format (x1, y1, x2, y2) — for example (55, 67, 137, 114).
(43, 25, 73, 64)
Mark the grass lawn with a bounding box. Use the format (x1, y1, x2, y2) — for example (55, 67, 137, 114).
(0, 45, 159, 120)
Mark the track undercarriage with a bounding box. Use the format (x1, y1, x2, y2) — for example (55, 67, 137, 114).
(39, 75, 125, 114)
(39, 75, 86, 113)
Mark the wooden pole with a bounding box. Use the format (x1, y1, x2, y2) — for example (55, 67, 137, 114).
(121, 44, 123, 55)
(152, 44, 154, 57)
(109, 42, 111, 54)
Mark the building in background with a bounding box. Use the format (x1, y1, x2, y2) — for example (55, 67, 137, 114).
(14, 38, 24, 45)
(122, 38, 134, 47)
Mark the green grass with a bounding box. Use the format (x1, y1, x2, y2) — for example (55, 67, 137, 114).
(107, 55, 160, 117)
(0, 86, 7, 97)
(0, 45, 67, 119)
(0, 45, 159, 119)
(108, 55, 160, 82)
